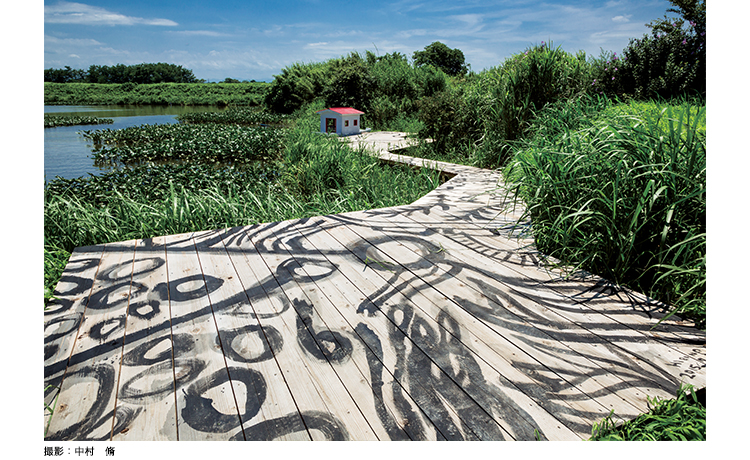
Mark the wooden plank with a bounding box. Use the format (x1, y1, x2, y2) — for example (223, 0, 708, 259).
(289, 217, 534, 440)
(192, 228, 310, 441)
(378, 213, 688, 396)
(300, 216, 595, 439)
(396, 207, 706, 386)
(296, 216, 602, 439)
(162, 232, 240, 441)
(46, 240, 137, 441)
(316, 214, 653, 421)
(223, 222, 377, 441)
(44, 245, 104, 434)
(242, 222, 382, 440)
(111, 237, 177, 440)
(239, 218, 456, 440)
(261, 221, 442, 441)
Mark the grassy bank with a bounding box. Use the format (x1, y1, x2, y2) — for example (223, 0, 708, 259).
(44, 81, 269, 106)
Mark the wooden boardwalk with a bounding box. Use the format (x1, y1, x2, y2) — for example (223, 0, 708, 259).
(44, 132, 706, 441)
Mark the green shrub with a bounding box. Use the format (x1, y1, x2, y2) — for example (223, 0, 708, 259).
(588, 50, 627, 98)
(615, 0, 705, 99)
(417, 84, 482, 154)
(482, 41, 590, 142)
(323, 52, 377, 112)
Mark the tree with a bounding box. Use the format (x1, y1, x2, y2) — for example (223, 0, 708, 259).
(413, 42, 468, 76)
(265, 61, 331, 114)
(618, 0, 705, 98)
(323, 52, 376, 111)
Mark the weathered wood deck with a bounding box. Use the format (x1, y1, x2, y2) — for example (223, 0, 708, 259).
(44, 132, 706, 441)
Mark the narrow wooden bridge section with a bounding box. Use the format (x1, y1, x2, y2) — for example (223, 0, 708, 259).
(44, 132, 706, 441)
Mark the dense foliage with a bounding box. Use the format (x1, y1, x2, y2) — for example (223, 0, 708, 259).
(44, 62, 200, 84)
(264, 50, 446, 128)
(44, 81, 269, 106)
(176, 106, 291, 126)
(83, 123, 286, 165)
(618, 0, 706, 99)
(506, 96, 706, 326)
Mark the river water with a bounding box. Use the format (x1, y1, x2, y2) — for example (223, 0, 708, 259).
(44, 105, 222, 182)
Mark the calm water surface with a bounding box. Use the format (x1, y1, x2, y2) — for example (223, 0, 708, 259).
(44, 105, 222, 181)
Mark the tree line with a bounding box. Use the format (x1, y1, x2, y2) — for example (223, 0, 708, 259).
(44, 63, 200, 84)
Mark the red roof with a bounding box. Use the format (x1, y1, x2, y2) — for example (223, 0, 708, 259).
(316, 107, 364, 115)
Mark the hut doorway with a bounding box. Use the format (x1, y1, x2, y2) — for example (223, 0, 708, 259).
(325, 118, 337, 134)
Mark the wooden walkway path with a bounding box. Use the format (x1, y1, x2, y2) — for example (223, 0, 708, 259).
(44, 132, 706, 441)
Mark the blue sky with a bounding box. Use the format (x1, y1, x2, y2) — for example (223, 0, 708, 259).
(44, 0, 678, 82)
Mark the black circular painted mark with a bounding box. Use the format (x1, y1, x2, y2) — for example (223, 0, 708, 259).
(276, 257, 335, 283)
(45, 344, 59, 361)
(129, 257, 165, 278)
(181, 367, 265, 434)
(63, 257, 100, 274)
(127, 299, 160, 320)
(84, 405, 144, 441)
(298, 328, 353, 364)
(86, 281, 148, 311)
(294, 298, 353, 364)
(96, 257, 163, 282)
(121, 333, 194, 366)
(88, 316, 126, 342)
(219, 324, 282, 364)
(44, 313, 82, 344)
(119, 357, 204, 404)
(52, 274, 94, 297)
(43, 298, 74, 317)
(110, 405, 144, 438)
(233, 411, 349, 441)
(161, 274, 224, 302)
(44, 364, 116, 441)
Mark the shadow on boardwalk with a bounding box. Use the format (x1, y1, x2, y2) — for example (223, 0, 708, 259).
(44, 134, 706, 441)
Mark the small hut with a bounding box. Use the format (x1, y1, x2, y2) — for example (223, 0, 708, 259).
(316, 107, 364, 136)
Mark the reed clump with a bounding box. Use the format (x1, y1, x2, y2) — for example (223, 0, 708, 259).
(505, 96, 706, 326)
(589, 384, 706, 440)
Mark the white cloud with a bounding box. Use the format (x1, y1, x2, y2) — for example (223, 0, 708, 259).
(44, 2, 177, 26)
(612, 15, 631, 23)
(170, 30, 229, 37)
(44, 35, 102, 46)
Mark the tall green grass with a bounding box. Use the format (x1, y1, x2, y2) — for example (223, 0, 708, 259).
(505, 97, 706, 326)
(414, 42, 592, 169)
(589, 384, 706, 441)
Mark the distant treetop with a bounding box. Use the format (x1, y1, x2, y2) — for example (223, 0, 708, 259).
(44, 63, 201, 84)
(412, 42, 469, 76)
